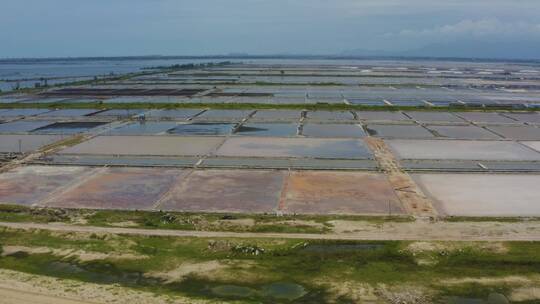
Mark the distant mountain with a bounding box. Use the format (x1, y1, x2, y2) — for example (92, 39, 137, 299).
(341, 39, 540, 61)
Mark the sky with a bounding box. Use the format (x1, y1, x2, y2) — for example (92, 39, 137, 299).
(2, 0, 540, 58)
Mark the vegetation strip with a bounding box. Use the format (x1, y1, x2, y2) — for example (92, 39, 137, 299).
(1, 227, 540, 302)
(0, 102, 538, 112)
(2, 220, 540, 242)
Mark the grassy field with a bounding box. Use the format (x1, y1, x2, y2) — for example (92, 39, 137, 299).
(0, 227, 539, 303)
(0, 204, 413, 234)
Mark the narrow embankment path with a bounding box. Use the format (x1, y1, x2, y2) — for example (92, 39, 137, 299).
(0, 286, 96, 304)
(2, 221, 540, 241)
(364, 137, 437, 217)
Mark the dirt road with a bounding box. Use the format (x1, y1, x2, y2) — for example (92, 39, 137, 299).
(2, 220, 540, 241)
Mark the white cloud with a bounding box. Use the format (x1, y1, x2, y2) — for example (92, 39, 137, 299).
(393, 19, 540, 38)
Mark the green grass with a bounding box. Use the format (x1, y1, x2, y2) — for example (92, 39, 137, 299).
(0, 228, 539, 302)
(0, 101, 537, 113)
(444, 216, 540, 223)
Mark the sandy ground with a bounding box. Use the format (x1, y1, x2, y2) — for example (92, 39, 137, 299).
(2, 220, 540, 241)
(0, 287, 95, 304)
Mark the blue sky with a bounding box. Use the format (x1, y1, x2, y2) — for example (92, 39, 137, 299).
(1, 0, 540, 58)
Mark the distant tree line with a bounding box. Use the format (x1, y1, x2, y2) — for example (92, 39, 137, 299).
(142, 61, 235, 71)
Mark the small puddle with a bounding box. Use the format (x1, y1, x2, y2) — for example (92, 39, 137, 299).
(44, 261, 159, 286)
(210, 282, 307, 301)
(210, 285, 257, 298)
(260, 282, 308, 300)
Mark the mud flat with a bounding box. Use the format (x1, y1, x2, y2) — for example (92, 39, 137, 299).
(413, 173, 540, 217)
(282, 171, 404, 215)
(60, 136, 225, 156)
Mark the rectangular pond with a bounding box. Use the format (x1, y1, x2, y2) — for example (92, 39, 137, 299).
(404, 111, 465, 123)
(366, 124, 434, 139)
(426, 125, 501, 140)
(453, 112, 518, 124)
(61, 136, 225, 156)
(387, 139, 540, 161)
(0, 120, 54, 133)
(234, 123, 298, 137)
(0, 134, 64, 153)
(108, 121, 178, 135)
(302, 124, 366, 138)
(92, 109, 146, 118)
(283, 171, 404, 215)
(194, 110, 254, 121)
(32, 121, 108, 135)
(486, 126, 540, 140)
(147, 109, 204, 119)
(355, 111, 411, 122)
(0, 166, 91, 206)
(413, 173, 540, 217)
(167, 123, 235, 136)
(216, 137, 373, 159)
(159, 169, 284, 213)
(250, 110, 302, 122)
(37, 109, 101, 117)
(48, 167, 183, 210)
(305, 111, 355, 121)
(0, 109, 52, 117)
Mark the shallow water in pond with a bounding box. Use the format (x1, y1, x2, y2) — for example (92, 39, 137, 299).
(167, 123, 234, 135)
(303, 243, 384, 253)
(44, 261, 155, 286)
(210, 282, 307, 301)
(235, 123, 298, 137)
(26, 258, 310, 302)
